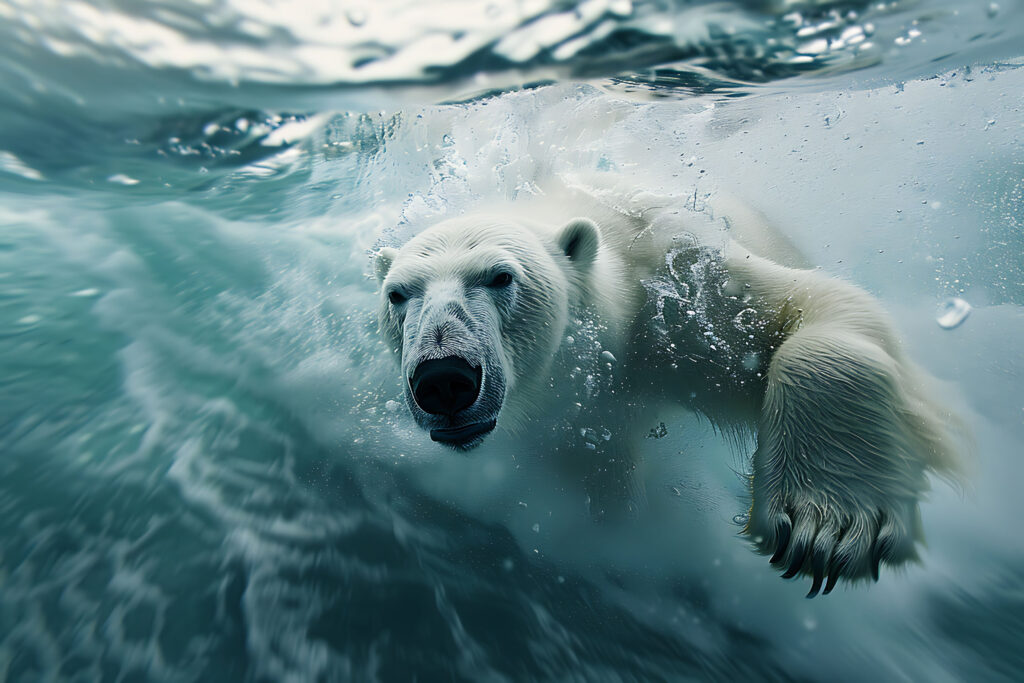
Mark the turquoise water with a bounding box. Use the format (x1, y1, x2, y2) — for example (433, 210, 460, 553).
(1, 1, 1023, 681)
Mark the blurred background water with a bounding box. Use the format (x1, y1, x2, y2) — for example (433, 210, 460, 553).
(1, 1, 1022, 681)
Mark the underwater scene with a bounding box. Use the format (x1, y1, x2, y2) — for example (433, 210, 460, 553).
(1, 1, 1022, 681)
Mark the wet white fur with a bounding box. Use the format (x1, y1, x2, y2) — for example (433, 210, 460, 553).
(375, 177, 967, 590)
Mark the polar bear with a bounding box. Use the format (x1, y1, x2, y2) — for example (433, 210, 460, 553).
(373, 178, 965, 597)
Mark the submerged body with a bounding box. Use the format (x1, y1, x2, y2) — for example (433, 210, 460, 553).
(374, 177, 964, 596)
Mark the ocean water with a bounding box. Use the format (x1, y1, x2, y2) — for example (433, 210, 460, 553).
(1, 1, 1023, 681)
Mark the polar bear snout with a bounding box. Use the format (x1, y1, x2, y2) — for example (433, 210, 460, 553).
(408, 354, 502, 449)
(392, 284, 509, 449)
(410, 357, 482, 416)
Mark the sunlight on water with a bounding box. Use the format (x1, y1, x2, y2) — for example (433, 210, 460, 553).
(0, 1, 1023, 681)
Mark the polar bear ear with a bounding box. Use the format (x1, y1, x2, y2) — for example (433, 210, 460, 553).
(374, 246, 399, 282)
(555, 218, 600, 270)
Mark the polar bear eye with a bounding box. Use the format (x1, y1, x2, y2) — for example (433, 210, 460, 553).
(388, 289, 407, 305)
(487, 272, 513, 288)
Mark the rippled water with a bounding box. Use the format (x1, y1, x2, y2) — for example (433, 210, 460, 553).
(1, 1, 1023, 681)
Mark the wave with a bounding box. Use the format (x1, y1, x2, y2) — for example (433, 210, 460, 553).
(2, 0, 1021, 112)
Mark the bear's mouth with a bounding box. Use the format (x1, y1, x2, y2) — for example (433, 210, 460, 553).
(430, 419, 497, 448)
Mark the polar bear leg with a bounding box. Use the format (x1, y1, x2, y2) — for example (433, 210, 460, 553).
(746, 324, 947, 596)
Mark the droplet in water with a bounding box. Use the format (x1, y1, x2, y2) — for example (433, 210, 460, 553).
(732, 513, 750, 526)
(346, 7, 368, 26)
(936, 297, 971, 329)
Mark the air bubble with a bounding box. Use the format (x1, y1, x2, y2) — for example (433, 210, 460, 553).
(936, 297, 971, 329)
(733, 307, 758, 330)
(346, 7, 368, 26)
(647, 422, 668, 439)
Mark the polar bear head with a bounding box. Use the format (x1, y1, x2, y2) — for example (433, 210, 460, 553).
(375, 214, 600, 449)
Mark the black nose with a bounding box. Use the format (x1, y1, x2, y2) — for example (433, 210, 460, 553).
(410, 357, 482, 416)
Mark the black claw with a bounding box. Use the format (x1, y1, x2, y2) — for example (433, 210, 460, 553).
(806, 550, 827, 598)
(781, 541, 808, 579)
(870, 545, 882, 582)
(806, 572, 824, 598)
(823, 558, 845, 595)
(769, 522, 791, 565)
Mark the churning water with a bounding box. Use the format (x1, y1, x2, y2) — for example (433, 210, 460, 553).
(1, 1, 1022, 681)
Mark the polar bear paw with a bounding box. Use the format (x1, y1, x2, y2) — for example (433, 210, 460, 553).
(747, 488, 922, 597)
(744, 325, 941, 597)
